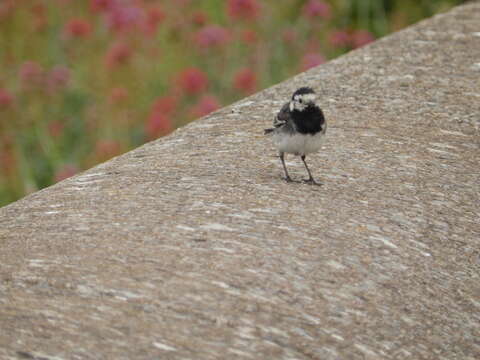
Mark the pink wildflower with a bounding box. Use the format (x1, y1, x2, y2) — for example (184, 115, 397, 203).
(301, 52, 326, 71)
(95, 140, 122, 161)
(90, 0, 115, 13)
(31, 2, 47, 31)
(105, 42, 132, 68)
(65, 18, 92, 38)
(0, 144, 15, 174)
(34, 16, 48, 33)
(54, 164, 78, 182)
(29, 1, 48, 32)
(328, 30, 350, 47)
(192, 11, 208, 26)
(0, 88, 14, 109)
(227, 0, 260, 21)
(178, 68, 209, 95)
(302, 0, 331, 20)
(19, 61, 44, 88)
(146, 113, 172, 139)
(144, 6, 165, 35)
(194, 25, 230, 49)
(30, 3, 46, 17)
(191, 95, 220, 118)
(147, 7, 165, 25)
(0, 1, 15, 20)
(152, 96, 177, 115)
(48, 120, 65, 138)
(352, 29, 375, 48)
(282, 29, 297, 45)
(108, 4, 144, 33)
(109, 87, 129, 104)
(241, 29, 257, 44)
(233, 68, 257, 94)
(46, 65, 70, 93)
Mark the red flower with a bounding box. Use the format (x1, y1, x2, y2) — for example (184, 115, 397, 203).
(0, 88, 14, 109)
(109, 87, 129, 104)
(241, 29, 257, 44)
(178, 68, 208, 95)
(302, 0, 331, 20)
(352, 29, 375, 48)
(0, 144, 15, 174)
(54, 164, 78, 182)
(34, 17, 48, 33)
(95, 139, 122, 160)
(282, 29, 297, 45)
(146, 95, 177, 139)
(90, 0, 115, 13)
(152, 95, 177, 115)
(144, 6, 165, 35)
(19, 61, 44, 88)
(30, 3, 46, 16)
(65, 18, 92, 38)
(146, 112, 172, 139)
(105, 42, 132, 68)
(0, 1, 15, 20)
(31, 2, 47, 32)
(147, 7, 165, 25)
(194, 25, 230, 49)
(328, 30, 350, 47)
(233, 68, 257, 94)
(46, 65, 70, 93)
(108, 4, 144, 33)
(191, 95, 220, 118)
(48, 120, 65, 138)
(301, 52, 326, 71)
(191, 11, 208, 26)
(227, 0, 260, 21)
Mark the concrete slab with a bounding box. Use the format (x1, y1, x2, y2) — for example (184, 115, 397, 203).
(1, 3, 479, 359)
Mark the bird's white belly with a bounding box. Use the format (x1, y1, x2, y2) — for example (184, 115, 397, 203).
(273, 132, 324, 155)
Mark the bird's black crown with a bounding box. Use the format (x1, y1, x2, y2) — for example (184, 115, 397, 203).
(292, 87, 315, 99)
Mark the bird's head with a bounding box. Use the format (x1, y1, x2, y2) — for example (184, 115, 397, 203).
(289, 87, 317, 112)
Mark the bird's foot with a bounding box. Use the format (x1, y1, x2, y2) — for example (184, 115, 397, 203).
(283, 176, 294, 183)
(302, 178, 322, 186)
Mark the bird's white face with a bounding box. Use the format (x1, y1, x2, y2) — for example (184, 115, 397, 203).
(289, 93, 317, 112)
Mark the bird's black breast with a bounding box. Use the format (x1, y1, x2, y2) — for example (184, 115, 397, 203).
(292, 106, 325, 135)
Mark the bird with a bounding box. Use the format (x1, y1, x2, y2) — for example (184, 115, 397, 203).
(264, 87, 326, 185)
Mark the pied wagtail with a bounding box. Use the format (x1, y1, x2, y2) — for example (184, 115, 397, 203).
(264, 87, 326, 185)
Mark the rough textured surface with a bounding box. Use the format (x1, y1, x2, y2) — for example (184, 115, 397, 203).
(1, 3, 479, 359)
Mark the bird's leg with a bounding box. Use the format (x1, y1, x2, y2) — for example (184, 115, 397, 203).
(301, 155, 321, 185)
(279, 152, 293, 182)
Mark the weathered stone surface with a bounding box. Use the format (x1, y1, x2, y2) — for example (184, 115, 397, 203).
(1, 3, 479, 359)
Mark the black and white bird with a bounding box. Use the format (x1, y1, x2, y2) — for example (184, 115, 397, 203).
(264, 87, 326, 185)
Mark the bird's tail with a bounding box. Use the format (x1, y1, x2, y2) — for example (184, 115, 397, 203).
(264, 128, 274, 135)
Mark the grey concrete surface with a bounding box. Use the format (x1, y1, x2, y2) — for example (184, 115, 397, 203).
(1, 3, 479, 359)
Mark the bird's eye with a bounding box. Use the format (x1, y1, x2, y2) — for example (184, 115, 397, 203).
(299, 99, 302, 103)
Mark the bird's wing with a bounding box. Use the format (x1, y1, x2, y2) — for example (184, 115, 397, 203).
(264, 102, 294, 135)
(273, 102, 291, 128)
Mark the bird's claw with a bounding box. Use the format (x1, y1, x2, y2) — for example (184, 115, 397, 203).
(302, 178, 322, 186)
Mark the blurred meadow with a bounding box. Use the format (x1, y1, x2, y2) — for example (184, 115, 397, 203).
(0, 0, 465, 206)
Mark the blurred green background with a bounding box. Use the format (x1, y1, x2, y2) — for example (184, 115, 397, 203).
(0, 0, 466, 207)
